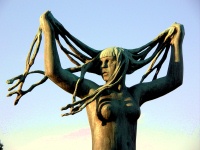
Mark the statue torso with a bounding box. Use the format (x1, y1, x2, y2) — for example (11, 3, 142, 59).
(86, 88, 140, 150)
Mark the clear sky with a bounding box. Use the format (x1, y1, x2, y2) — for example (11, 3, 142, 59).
(0, 1, 199, 150)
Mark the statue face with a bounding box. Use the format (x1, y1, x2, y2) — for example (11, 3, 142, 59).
(100, 56, 117, 82)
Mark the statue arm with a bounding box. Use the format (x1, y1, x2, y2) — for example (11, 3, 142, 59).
(40, 11, 98, 98)
(130, 23, 184, 106)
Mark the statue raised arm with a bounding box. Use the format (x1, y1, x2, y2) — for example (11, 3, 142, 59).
(7, 11, 184, 150)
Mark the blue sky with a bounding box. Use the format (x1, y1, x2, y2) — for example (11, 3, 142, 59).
(0, 1, 200, 150)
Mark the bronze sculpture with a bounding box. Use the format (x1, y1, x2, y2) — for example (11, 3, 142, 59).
(7, 11, 184, 150)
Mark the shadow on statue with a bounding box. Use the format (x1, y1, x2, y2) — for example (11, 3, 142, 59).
(7, 11, 184, 150)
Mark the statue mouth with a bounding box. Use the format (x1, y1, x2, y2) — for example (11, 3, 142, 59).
(102, 71, 108, 76)
(103, 73, 108, 77)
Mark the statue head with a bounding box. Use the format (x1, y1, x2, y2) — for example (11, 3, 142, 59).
(99, 47, 125, 82)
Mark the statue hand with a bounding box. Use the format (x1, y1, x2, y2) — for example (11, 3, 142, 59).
(40, 10, 64, 35)
(170, 23, 185, 45)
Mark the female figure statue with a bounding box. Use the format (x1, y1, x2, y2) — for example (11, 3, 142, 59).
(7, 11, 184, 150)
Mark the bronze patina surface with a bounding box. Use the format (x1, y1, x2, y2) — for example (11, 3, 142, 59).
(7, 11, 184, 150)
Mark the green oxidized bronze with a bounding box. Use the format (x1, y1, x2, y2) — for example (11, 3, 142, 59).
(7, 11, 184, 150)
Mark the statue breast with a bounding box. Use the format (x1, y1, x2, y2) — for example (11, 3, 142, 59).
(96, 90, 141, 125)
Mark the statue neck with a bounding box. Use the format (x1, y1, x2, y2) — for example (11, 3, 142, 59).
(108, 76, 126, 92)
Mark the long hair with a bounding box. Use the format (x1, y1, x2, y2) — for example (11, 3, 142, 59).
(7, 13, 176, 115)
(56, 23, 175, 116)
(62, 47, 130, 116)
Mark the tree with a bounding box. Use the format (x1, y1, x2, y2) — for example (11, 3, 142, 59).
(0, 140, 3, 150)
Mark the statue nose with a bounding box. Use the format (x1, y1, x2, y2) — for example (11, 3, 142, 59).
(101, 61, 108, 68)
